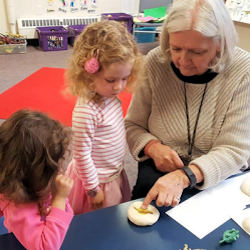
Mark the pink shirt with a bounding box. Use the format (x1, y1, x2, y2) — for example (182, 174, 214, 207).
(72, 97, 126, 190)
(0, 195, 73, 250)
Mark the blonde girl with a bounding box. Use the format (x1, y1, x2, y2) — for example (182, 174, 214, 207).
(65, 20, 142, 214)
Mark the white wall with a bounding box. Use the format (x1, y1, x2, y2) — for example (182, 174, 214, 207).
(123, 0, 140, 15)
(1, 0, 249, 53)
(235, 22, 250, 53)
(0, 0, 8, 33)
(0, 0, 140, 34)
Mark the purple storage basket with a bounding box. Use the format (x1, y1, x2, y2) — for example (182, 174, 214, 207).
(101, 13, 133, 33)
(36, 26, 68, 51)
(68, 25, 86, 46)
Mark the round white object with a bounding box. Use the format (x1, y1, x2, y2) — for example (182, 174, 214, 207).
(127, 201, 160, 226)
(240, 176, 250, 196)
(242, 217, 250, 233)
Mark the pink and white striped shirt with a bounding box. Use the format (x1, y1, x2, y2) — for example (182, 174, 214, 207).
(72, 97, 126, 190)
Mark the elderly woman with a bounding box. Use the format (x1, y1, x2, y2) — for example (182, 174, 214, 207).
(125, 0, 250, 208)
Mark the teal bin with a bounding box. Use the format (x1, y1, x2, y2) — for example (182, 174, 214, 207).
(134, 27, 156, 43)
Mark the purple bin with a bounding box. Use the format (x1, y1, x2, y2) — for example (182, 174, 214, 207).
(101, 13, 133, 33)
(68, 25, 86, 46)
(36, 26, 68, 51)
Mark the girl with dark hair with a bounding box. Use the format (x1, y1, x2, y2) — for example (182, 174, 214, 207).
(0, 109, 74, 250)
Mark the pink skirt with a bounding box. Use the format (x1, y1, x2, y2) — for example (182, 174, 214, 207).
(66, 162, 131, 215)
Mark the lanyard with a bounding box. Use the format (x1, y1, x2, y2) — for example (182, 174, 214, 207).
(184, 82, 208, 163)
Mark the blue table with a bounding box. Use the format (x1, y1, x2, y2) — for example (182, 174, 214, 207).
(0, 187, 249, 250)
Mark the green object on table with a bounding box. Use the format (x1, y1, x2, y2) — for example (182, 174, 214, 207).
(144, 6, 166, 19)
(219, 228, 239, 245)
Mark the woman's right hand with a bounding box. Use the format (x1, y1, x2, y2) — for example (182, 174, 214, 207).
(142, 169, 189, 208)
(146, 142, 184, 172)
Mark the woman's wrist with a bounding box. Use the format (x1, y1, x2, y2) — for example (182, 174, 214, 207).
(188, 164, 204, 184)
(181, 166, 197, 188)
(177, 164, 204, 189)
(175, 169, 190, 188)
(144, 140, 161, 156)
(176, 164, 203, 188)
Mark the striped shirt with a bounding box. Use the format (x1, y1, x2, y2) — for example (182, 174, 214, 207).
(72, 96, 126, 190)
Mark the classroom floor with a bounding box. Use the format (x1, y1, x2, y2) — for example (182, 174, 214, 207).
(0, 41, 159, 189)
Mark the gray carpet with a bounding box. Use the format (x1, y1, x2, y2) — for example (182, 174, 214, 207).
(0, 41, 159, 189)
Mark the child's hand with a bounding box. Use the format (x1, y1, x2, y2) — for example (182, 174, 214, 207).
(51, 174, 74, 211)
(54, 174, 74, 198)
(87, 189, 104, 210)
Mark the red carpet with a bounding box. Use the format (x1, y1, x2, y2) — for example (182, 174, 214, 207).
(0, 67, 132, 126)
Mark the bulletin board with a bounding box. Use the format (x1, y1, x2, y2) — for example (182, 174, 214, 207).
(46, 0, 98, 15)
(226, 0, 250, 24)
(11, 0, 124, 18)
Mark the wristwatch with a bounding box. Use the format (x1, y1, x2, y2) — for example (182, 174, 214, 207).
(87, 187, 99, 197)
(182, 166, 197, 189)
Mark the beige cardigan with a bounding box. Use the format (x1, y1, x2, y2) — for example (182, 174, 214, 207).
(125, 46, 250, 190)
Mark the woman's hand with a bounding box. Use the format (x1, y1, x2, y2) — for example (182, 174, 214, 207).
(87, 189, 104, 210)
(142, 169, 190, 209)
(51, 174, 74, 211)
(146, 142, 184, 172)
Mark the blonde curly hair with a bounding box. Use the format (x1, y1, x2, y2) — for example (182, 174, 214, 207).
(65, 20, 143, 102)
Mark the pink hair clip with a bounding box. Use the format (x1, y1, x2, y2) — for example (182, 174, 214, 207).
(84, 49, 100, 74)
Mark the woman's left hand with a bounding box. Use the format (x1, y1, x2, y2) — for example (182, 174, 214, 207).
(146, 142, 184, 172)
(142, 169, 190, 208)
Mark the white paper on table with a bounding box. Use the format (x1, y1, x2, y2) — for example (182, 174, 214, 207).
(166, 172, 250, 239)
(231, 206, 250, 236)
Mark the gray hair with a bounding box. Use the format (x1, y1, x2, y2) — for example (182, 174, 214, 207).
(161, 0, 238, 72)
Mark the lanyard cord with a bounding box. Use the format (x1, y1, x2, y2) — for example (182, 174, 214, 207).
(184, 82, 208, 162)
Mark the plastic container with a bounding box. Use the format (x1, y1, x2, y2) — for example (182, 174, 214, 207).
(68, 25, 86, 46)
(0, 41, 27, 55)
(101, 13, 133, 33)
(36, 26, 68, 51)
(134, 27, 156, 43)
